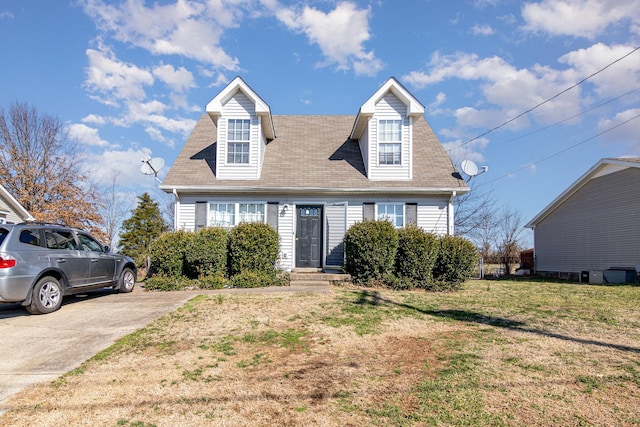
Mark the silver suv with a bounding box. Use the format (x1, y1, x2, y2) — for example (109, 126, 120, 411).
(0, 223, 137, 314)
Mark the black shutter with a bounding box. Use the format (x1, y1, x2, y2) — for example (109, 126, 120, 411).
(266, 202, 279, 231)
(195, 202, 207, 230)
(363, 203, 375, 220)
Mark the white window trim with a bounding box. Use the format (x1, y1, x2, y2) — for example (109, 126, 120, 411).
(207, 202, 267, 228)
(376, 203, 405, 228)
(378, 119, 403, 166)
(226, 118, 251, 165)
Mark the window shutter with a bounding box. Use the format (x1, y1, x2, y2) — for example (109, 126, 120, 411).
(406, 203, 417, 225)
(266, 202, 279, 231)
(195, 202, 207, 230)
(363, 203, 375, 220)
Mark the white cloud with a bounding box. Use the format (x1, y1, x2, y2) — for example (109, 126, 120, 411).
(82, 0, 241, 70)
(82, 147, 160, 187)
(84, 45, 154, 103)
(559, 43, 640, 97)
(275, 1, 384, 76)
(522, 0, 640, 39)
(82, 114, 107, 125)
(152, 63, 195, 93)
(597, 108, 640, 145)
(67, 123, 110, 147)
(403, 50, 584, 128)
(0, 11, 14, 19)
(471, 24, 495, 36)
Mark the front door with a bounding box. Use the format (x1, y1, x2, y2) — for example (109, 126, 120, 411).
(296, 205, 322, 268)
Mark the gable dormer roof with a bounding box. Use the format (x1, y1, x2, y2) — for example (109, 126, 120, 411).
(349, 77, 425, 140)
(205, 76, 276, 140)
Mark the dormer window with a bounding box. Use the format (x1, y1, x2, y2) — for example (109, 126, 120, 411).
(378, 119, 402, 165)
(227, 119, 250, 164)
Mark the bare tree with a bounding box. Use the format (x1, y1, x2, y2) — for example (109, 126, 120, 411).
(0, 102, 104, 238)
(454, 183, 499, 254)
(495, 207, 526, 275)
(99, 170, 134, 249)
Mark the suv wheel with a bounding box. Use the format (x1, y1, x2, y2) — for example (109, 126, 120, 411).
(118, 268, 135, 293)
(27, 276, 63, 315)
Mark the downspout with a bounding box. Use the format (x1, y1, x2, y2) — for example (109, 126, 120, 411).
(448, 191, 456, 235)
(172, 189, 180, 230)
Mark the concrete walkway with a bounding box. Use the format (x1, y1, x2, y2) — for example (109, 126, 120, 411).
(0, 282, 331, 413)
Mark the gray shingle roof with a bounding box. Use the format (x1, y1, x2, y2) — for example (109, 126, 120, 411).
(161, 114, 467, 194)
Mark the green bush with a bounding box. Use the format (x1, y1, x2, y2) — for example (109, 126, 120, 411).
(433, 234, 478, 288)
(229, 222, 280, 277)
(149, 230, 190, 277)
(184, 227, 229, 278)
(395, 225, 439, 288)
(229, 270, 286, 288)
(144, 273, 228, 291)
(344, 220, 398, 285)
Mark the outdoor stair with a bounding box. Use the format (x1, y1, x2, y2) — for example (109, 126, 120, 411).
(288, 270, 350, 287)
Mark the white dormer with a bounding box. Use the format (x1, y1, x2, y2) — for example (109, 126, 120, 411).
(206, 77, 275, 180)
(350, 77, 425, 180)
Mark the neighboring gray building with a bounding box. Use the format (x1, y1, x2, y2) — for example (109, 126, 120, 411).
(0, 184, 34, 224)
(161, 76, 468, 271)
(525, 158, 640, 283)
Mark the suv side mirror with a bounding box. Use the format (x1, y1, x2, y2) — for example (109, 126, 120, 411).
(104, 245, 110, 253)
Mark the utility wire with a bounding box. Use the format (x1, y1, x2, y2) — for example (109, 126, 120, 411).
(453, 45, 640, 149)
(484, 112, 640, 184)
(491, 86, 640, 148)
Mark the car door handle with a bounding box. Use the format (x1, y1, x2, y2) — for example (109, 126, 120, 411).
(91, 259, 98, 263)
(57, 258, 66, 263)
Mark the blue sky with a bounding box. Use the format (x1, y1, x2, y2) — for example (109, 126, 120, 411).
(1, 0, 639, 244)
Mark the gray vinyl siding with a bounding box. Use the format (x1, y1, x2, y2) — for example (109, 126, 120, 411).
(0, 198, 23, 224)
(534, 167, 640, 273)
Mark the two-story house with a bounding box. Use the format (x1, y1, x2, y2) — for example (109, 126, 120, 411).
(160, 77, 468, 271)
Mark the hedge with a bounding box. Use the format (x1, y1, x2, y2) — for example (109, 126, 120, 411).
(395, 225, 439, 289)
(229, 222, 280, 277)
(344, 220, 398, 285)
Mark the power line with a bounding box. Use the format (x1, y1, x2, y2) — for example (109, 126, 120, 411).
(491, 86, 640, 149)
(452, 45, 640, 149)
(484, 112, 640, 184)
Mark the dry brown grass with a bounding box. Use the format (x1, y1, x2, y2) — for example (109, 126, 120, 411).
(1, 280, 639, 426)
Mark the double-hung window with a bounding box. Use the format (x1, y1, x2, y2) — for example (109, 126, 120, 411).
(377, 203, 404, 228)
(378, 119, 402, 165)
(227, 119, 250, 164)
(209, 203, 235, 228)
(208, 202, 265, 228)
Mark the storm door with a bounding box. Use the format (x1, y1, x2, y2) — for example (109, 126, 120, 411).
(295, 205, 322, 268)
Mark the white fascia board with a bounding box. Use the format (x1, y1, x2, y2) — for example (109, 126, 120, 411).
(205, 76, 275, 139)
(160, 185, 469, 196)
(0, 185, 34, 221)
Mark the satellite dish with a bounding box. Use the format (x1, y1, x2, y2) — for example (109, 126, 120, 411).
(460, 159, 479, 177)
(140, 156, 165, 182)
(459, 159, 488, 182)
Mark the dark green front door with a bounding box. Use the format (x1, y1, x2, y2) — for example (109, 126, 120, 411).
(296, 206, 322, 268)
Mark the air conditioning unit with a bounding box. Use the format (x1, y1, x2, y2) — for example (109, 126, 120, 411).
(589, 271, 603, 284)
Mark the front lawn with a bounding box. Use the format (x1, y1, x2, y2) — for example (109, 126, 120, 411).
(2, 280, 639, 426)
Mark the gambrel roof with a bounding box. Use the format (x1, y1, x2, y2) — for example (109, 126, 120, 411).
(161, 113, 467, 196)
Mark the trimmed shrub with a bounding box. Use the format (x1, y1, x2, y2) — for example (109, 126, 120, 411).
(149, 230, 190, 277)
(144, 273, 228, 291)
(395, 225, 439, 288)
(229, 222, 280, 277)
(344, 220, 398, 285)
(184, 227, 229, 278)
(229, 270, 286, 288)
(433, 234, 478, 289)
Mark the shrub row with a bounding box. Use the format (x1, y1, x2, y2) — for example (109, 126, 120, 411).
(145, 223, 283, 290)
(344, 220, 478, 290)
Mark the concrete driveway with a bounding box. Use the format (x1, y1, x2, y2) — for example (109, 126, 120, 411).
(0, 283, 330, 413)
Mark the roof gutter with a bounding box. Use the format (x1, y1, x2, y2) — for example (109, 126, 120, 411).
(160, 185, 469, 196)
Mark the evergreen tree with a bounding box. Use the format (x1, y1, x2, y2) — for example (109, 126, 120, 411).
(118, 193, 168, 264)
